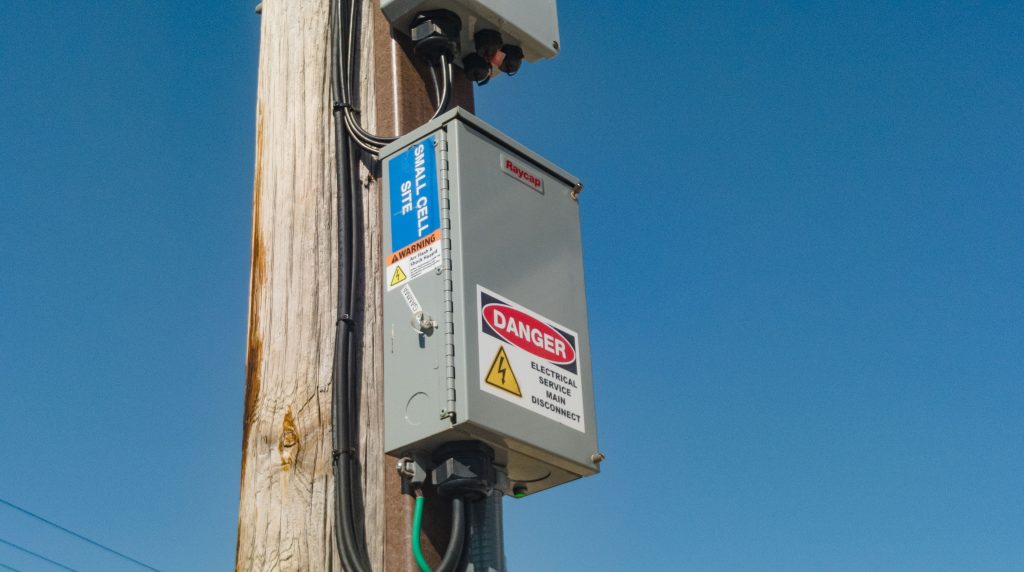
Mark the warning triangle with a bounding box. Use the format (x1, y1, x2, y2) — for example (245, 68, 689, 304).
(485, 346, 522, 397)
(390, 266, 407, 286)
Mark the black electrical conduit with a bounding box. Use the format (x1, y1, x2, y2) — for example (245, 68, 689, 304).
(439, 497, 468, 571)
(328, 0, 465, 570)
(410, 493, 469, 572)
(334, 0, 452, 154)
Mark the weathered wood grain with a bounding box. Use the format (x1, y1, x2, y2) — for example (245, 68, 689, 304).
(236, 1, 472, 569)
(236, 1, 369, 569)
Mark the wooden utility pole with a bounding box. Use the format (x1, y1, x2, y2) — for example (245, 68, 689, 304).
(236, 1, 473, 570)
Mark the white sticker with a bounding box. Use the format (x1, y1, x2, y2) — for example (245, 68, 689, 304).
(400, 284, 422, 316)
(477, 286, 585, 432)
(385, 239, 441, 291)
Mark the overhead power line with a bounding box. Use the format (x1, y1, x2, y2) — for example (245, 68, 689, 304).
(0, 536, 77, 572)
(0, 498, 160, 571)
(0, 560, 24, 572)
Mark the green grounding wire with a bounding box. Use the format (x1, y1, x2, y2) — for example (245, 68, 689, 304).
(412, 495, 432, 572)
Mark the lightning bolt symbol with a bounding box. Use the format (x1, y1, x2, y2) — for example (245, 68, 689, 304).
(497, 356, 508, 383)
(487, 347, 521, 397)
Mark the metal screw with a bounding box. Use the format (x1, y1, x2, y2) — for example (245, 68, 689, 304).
(570, 182, 583, 201)
(396, 457, 416, 478)
(590, 452, 606, 464)
(435, 267, 442, 275)
(552, 40, 559, 51)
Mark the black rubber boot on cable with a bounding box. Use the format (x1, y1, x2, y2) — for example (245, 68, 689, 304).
(430, 441, 495, 572)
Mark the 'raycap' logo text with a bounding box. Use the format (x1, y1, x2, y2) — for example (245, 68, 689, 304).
(501, 154, 544, 193)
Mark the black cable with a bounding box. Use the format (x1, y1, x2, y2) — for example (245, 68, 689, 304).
(0, 498, 159, 571)
(330, 1, 370, 568)
(0, 537, 77, 572)
(329, 1, 467, 570)
(0, 561, 22, 572)
(436, 497, 467, 572)
(337, 0, 392, 152)
(330, 52, 368, 572)
(428, 65, 441, 108)
(334, 0, 454, 154)
(430, 56, 453, 122)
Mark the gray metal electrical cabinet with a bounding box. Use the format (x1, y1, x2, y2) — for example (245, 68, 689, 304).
(381, 108, 599, 496)
(380, 0, 561, 62)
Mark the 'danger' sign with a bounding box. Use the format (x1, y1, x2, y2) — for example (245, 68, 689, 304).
(477, 286, 585, 432)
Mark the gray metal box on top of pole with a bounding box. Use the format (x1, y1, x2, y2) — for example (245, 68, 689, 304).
(380, 0, 561, 62)
(381, 108, 600, 497)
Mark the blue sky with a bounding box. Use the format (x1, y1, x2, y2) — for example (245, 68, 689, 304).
(2, 1, 1022, 570)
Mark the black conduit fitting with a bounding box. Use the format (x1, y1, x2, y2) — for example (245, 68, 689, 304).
(431, 442, 496, 501)
(430, 442, 496, 571)
(410, 10, 461, 64)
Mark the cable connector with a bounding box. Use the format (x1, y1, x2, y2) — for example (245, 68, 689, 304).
(431, 441, 495, 501)
(410, 10, 461, 65)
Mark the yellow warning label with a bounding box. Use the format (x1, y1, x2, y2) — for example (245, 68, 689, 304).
(484, 346, 522, 397)
(389, 266, 407, 286)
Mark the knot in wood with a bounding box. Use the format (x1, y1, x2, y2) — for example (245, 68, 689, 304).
(278, 406, 300, 472)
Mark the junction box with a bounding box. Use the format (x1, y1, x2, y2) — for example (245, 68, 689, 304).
(381, 108, 599, 497)
(380, 0, 561, 63)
